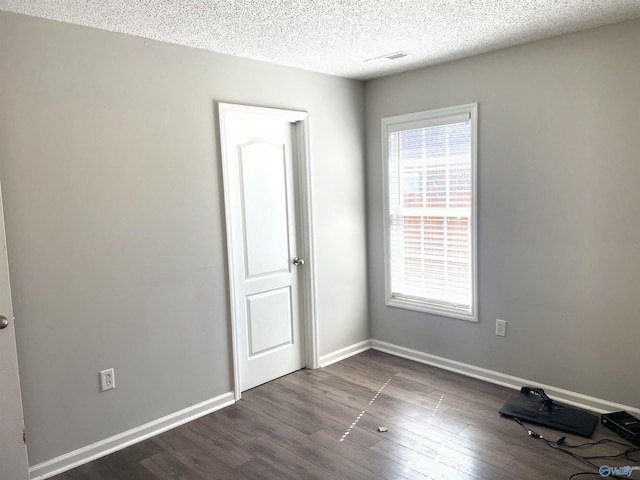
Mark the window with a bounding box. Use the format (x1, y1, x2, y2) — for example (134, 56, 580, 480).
(383, 104, 477, 321)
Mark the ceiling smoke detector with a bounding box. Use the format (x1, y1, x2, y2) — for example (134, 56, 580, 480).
(365, 51, 412, 63)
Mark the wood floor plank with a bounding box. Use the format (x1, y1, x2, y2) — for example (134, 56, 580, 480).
(321, 362, 394, 391)
(308, 429, 430, 480)
(258, 377, 378, 432)
(234, 457, 299, 480)
(176, 421, 254, 468)
(366, 398, 468, 435)
(244, 437, 342, 480)
(66, 443, 160, 480)
(226, 396, 386, 480)
(193, 407, 263, 445)
(150, 429, 249, 480)
(350, 406, 507, 478)
(369, 437, 475, 480)
(276, 366, 382, 414)
(236, 390, 332, 436)
(254, 423, 385, 480)
(140, 451, 210, 480)
(272, 369, 373, 407)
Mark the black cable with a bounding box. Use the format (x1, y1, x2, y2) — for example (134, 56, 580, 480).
(559, 438, 632, 449)
(512, 418, 640, 480)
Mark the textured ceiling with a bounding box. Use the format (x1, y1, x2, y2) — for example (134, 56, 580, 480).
(2, 1, 640, 80)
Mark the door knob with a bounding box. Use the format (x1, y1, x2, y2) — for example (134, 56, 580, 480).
(0, 315, 9, 330)
(293, 257, 305, 266)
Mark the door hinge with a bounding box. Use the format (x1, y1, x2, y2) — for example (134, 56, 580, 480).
(23, 429, 26, 444)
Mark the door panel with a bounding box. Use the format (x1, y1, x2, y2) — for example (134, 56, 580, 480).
(220, 105, 307, 392)
(239, 141, 290, 278)
(0, 184, 30, 480)
(247, 287, 293, 356)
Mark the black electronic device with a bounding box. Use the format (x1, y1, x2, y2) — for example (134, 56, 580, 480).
(499, 386, 599, 437)
(601, 411, 640, 445)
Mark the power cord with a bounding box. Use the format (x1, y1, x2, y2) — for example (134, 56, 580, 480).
(512, 418, 640, 479)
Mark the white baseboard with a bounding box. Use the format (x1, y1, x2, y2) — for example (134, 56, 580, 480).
(29, 392, 235, 480)
(318, 339, 372, 368)
(371, 339, 640, 417)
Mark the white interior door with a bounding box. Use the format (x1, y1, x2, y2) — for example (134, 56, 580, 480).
(0, 184, 30, 480)
(220, 104, 310, 393)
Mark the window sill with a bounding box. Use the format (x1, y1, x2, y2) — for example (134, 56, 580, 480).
(386, 296, 477, 322)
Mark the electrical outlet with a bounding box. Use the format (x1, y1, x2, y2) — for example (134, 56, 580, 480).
(496, 319, 507, 337)
(99, 368, 115, 392)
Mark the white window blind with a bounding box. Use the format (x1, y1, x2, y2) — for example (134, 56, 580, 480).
(383, 104, 477, 321)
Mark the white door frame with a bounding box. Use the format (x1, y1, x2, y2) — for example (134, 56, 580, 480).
(218, 103, 318, 400)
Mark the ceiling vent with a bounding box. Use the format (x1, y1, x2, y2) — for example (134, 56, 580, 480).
(365, 51, 411, 63)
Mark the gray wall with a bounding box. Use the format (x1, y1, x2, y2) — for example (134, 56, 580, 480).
(0, 11, 368, 465)
(365, 19, 640, 408)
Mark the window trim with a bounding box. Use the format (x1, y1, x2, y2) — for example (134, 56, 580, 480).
(382, 103, 478, 322)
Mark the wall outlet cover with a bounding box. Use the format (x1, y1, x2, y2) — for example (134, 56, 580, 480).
(496, 319, 507, 337)
(99, 368, 115, 392)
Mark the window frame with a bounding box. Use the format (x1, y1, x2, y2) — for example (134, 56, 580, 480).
(382, 103, 478, 322)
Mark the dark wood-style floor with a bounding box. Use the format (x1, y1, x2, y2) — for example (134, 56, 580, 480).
(52, 350, 636, 479)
